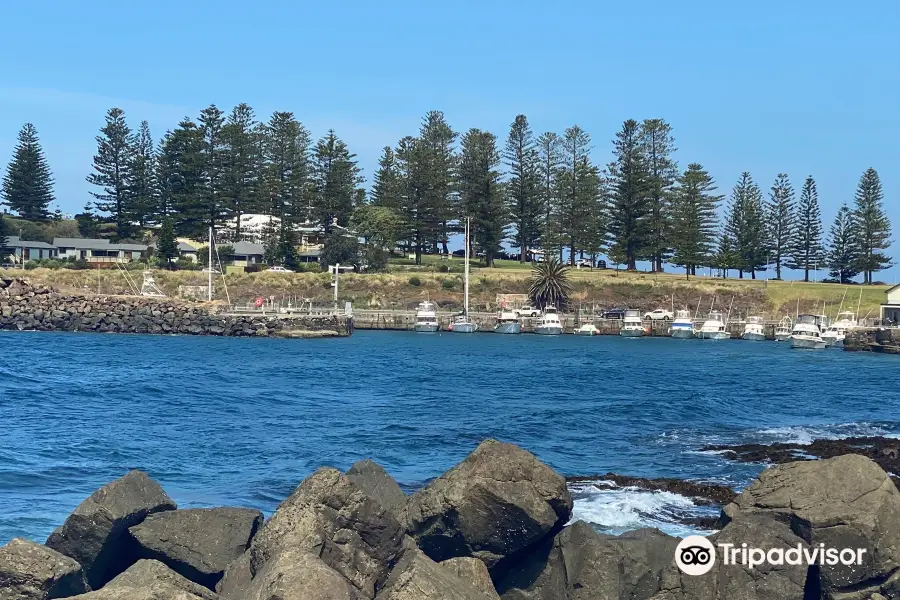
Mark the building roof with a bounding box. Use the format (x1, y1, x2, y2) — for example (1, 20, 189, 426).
(111, 243, 148, 251)
(232, 241, 265, 255)
(886, 283, 900, 294)
(298, 249, 321, 257)
(53, 237, 111, 249)
(3, 236, 57, 250)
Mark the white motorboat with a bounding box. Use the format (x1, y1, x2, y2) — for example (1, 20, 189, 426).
(533, 305, 564, 335)
(414, 301, 440, 333)
(741, 316, 766, 341)
(774, 316, 793, 342)
(695, 311, 731, 340)
(493, 310, 521, 334)
(449, 217, 477, 333)
(619, 310, 646, 337)
(573, 321, 599, 336)
(669, 309, 694, 339)
(822, 311, 857, 348)
(790, 314, 826, 349)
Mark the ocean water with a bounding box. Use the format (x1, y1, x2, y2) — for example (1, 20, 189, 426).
(1, 329, 897, 544)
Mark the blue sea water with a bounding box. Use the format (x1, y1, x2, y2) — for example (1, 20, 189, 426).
(1, 329, 897, 545)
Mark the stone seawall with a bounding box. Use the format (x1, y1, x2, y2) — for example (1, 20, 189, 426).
(845, 327, 900, 354)
(0, 276, 351, 338)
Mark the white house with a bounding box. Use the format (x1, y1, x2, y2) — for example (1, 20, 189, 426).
(53, 238, 147, 264)
(882, 284, 900, 325)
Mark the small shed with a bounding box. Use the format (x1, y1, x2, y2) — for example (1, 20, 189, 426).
(881, 284, 900, 325)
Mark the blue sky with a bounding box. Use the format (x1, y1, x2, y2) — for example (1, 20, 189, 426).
(1, 0, 898, 280)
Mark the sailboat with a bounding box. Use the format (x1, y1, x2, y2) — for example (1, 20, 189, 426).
(449, 217, 477, 333)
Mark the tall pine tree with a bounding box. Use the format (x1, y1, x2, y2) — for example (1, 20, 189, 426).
(766, 173, 794, 280)
(310, 130, 363, 231)
(87, 108, 135, 240)
(607, 119, 651, 270)
(639, 119, 677, 271)
(852, 167, 892, 284)
(222, 104, 263, 240)
(557, 126, 593, 264)
(459, 129, 506, 267)
(395, 136, 433, 264)
(197, 105, 227, 234)
(537, 132, 563, 260)
(2, 123, 55, 221)
(504, 115, 542, 262)
(670, 164, 721, 278)
(826, 203, 860, 284)
(725, 172, 767, 279)
(371, 147, 402, 210)
(129, 120, 157, 227)
(788, 176, 824, 282)
(419, 111, 457, 254)
(160, 119, 205, 237)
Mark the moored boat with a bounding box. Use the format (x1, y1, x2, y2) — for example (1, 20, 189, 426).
(414, 301, 440, 333)
(822, 311, 857, 348)
(741, 316, 766, 341)
(449, 217, 477, 333)
(619, 310, 646, 337)
(695, 311, 731, 340)
(669, 309, 694, 339)
(533, 305, 564, 335)
(790, 314, 826, 349)
(774, 316, 793, 342)
(493, 310, 522, 334)
(573, 321, 599, 336)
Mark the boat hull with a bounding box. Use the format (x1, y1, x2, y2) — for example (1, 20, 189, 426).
(534, 325, 563, 336)
(822, 335, 844, 348)
(696, 331, 731, 340)
(774, 332, 791, 342)
(619, 328, 645, 337)
(450, 322, 478, 333)
(670, 328, 694, 339)
(742, 332, 766, 341)
(791, 336, 826, 349)
(573, 329, 598, 336)
(493, 322, 521, 334)
(414, 323, 440, 333)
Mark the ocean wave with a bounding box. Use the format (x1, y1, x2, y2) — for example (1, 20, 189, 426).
(754, 422, 900, 445)
(567, 481, 718, 538)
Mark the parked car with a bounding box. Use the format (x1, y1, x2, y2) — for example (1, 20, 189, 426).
(266, 266, 292, 273)
(644, 308, 674, 321)
(515, 305, 542, 318)
(574, 258, 593, 268)
(601, 307, 627, 320)
(596, 260, 608, 269)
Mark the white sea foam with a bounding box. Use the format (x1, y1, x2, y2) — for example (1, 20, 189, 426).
(568, 482, 718, 538)
(756, 422, 898, 445)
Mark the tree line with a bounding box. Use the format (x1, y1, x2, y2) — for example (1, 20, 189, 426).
(0, 108, 893, 281)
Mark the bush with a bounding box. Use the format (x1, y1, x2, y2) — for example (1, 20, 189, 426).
(174, 258, 200, 271)
(441, 278, 456, 290)
(64, 259, 91, 270)
(408, 276, 421, 286)
(438, 264, 449, 273)
(298, 262, 323, 273)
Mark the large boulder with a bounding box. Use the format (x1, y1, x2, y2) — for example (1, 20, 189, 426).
(129, 507, 263, 590)
(722, 455, 900, 595)
(347, 460, 407, 521)
(376, 547, 498, 600)
(64, 559, 217, 600)
(249, 467, 404, 598)
(45, 470, 176, 589)
(0, 538, 88, 600)
(497, 521, 678, 600)
(244, 547, 364, 600)
(215, 552, 252, 600)
(405, 440, 573, 570)
(649, 514, 810, 600)
(441, 558, 501, 600)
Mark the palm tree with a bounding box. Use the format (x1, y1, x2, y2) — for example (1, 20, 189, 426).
(529, 257, 572, 309)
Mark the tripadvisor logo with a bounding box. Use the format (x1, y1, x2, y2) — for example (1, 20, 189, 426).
(675, 535, 868, 576)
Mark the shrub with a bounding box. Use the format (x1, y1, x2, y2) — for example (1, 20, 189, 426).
(441, 278, 456, 290)
(408, 276, 421, 286)
(437, 264, 449, 273)
(64, 259, 91, 270)
(298, 262, 323, 273)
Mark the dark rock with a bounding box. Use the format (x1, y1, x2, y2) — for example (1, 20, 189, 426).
(346, 460, 407, 519)
(376, 547, 496, 600)
(128, 507, 263, 590)
(440, 557, 501, 600)
(45, 470, 176, 589)
(249, 467, 404, 599)
(497, 521, 677, 600)
(244, 548, 363, 600)
(64, 559, 217, 599)
(722, 454, 900, 596)
(566, 473, 737, 506)
(405, 439, 573, 571)
(0, 538, 88, 600)
(215, 552, 252, 599)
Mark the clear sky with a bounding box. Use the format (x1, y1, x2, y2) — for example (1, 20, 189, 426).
(1, 0, 898, 280)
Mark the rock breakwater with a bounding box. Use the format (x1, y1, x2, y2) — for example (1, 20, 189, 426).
(0, 276, 350, 338)
(3, 439, 900, 599)
(845, 328, 900, 354)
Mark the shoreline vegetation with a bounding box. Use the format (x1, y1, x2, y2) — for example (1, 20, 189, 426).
(3, 439, 900, 599)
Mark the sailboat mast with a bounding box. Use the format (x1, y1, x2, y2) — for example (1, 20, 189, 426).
(208, 226, 213, 302)
(464, 217, 470, 316)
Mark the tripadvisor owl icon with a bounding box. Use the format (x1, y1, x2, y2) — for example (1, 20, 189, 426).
(675, 536, 716, 576)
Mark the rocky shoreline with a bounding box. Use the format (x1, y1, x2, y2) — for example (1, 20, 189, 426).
(0, 277, 350, 338)
(3, 439, 900, 600)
